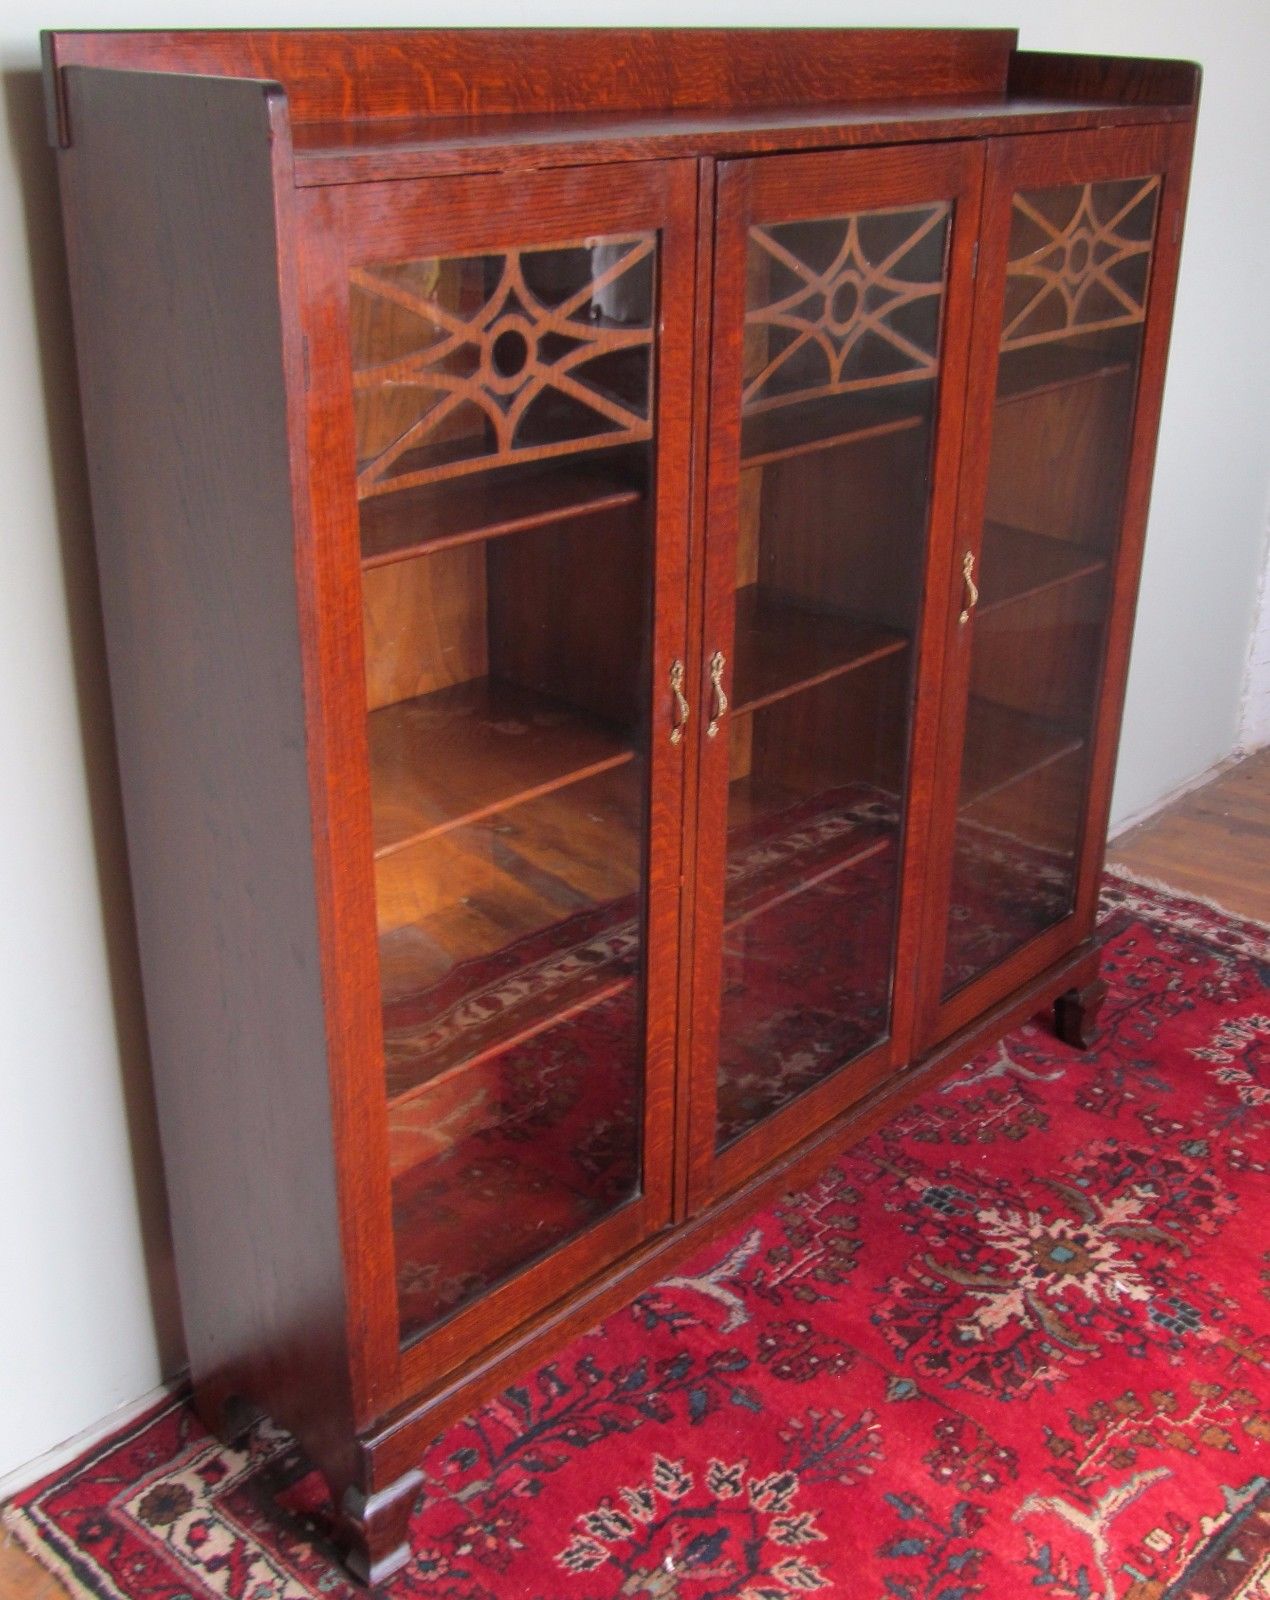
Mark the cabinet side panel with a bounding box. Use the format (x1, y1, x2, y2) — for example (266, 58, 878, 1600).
(57, 67, 357, 1479)
(1008, 51, 1201, 109)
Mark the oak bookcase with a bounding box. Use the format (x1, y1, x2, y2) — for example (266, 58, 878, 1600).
(42, 27, 1198, 1582)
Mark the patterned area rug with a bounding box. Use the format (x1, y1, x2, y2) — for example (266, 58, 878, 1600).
(5, 873, 1268, 1599)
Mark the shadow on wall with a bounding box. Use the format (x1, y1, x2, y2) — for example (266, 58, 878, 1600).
(3, 64, 187, 1382)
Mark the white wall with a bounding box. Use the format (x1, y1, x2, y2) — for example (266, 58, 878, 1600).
(1239, 517, 1270, 752)
(2, 0, 1267, 1484)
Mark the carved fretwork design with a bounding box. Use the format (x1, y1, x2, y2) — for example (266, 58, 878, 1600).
(351, 235, 655, 497)
(743, 203, 949, 414)
(1001, 177, 1159, 351)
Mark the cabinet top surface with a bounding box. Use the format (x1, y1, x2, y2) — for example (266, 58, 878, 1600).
(285, 96, 1194, 185)
(43, 28, 1199, 161)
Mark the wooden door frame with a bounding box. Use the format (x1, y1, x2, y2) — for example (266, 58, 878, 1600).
(682, 141, 985, 1212)
(914, 120, 1197, 1051)
(294, 159, 699, 1418)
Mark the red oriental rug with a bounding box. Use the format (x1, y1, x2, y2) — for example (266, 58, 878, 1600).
(5, 873, 1269, 1599)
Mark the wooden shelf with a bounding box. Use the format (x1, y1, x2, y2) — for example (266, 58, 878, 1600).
(731, 586, 909, 715)
(960, 698, 1084, 808)
(978, 521, 1107, 613)
(378, 765, 642, 1104)
(740, 385, 930, 469)
(359, 449, 645, 568)
(724, 776, 895, 928)
(726, 826, 890, 931)
(369, 677, 634, 858)
(386, 973, 636, 1112)
(995, 340, 1135, 406)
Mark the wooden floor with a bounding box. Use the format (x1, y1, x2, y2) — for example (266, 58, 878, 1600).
(0, 1527, 66, 1600)
(2, 747, 1266, 1600)
(1107, 746, 1270, 923)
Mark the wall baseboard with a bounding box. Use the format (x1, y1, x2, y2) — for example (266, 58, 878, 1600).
(1107, 750, 1244, 841)
(0, 1373, 189, 1504)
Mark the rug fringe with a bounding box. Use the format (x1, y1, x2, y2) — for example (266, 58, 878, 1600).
(1103, 866, 1270, 936)
(3, 1501, 106, 1599)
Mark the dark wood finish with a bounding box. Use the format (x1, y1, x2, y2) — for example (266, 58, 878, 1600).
(740, 387, 927, 467)
(367, 678, 632, 856)
(45, 28, 1197, 1585)
(685, 139, 985, 1211)
(358, 452, 643, 568)
(53, 63, 365, 1505)
(284, 99, 1192, 186)
(336, 1469, 424, 1587)
(1053, 977, 1110, 1050)
(995, 340, 1136, 403)
(1008, 49, 1201, 109)
(306, 157, 697, 1412)
(730, 587, 907, 715)
(960, 698, 1083, 805)
(44, 28, 1018, 142)
(977, 522, 1106, 612)
(915, 120, 1196, 1051)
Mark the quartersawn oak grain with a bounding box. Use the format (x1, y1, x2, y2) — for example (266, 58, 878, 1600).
(44, 28, 1199, 1586)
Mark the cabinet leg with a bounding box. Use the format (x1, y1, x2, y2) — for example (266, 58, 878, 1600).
(1053, 977, 1108, 1051)
(336, 1469, 424, 1587)
(192, 1381, 265, 1447)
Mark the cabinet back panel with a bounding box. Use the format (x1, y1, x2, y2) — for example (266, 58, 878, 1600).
(986, 369, 1137, 549)
(969, 574, 1108, 724)
(487, 502, 651, 730)
(46, 29, 1016, 132)
(755, 425, 932, 633)
(750, 653, 912, 800)
(363, 544, 488, 709)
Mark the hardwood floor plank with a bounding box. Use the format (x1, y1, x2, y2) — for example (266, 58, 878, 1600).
(0, 1529, 71, 1599)
(1107, 747, 1270, 923)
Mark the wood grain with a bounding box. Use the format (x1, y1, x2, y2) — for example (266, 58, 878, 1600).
(913, 120, 1195, 1049)
(0, 1531, 70, 1600)
(1109, 748, 1270, 923)
(284, 99, 1188, 187)
(42, 27, 1201, 1583)
(684, 139, 985, 1211)
(56, 61, 363, 1497)
(45, 29, 1018, 140)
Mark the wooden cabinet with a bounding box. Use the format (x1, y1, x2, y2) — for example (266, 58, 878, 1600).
(43, 28, 1198, 1583)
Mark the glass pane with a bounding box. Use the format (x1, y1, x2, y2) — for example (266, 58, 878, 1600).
(941, 177, 1159, 997)
(718, 202, 950, 1150)
(349, 234, 657, 1345)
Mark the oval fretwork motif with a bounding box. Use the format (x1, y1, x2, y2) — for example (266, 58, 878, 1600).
(350, 235, 656, 498)
(743, 203, 950, 414)
(1001, 177, 1160, 352)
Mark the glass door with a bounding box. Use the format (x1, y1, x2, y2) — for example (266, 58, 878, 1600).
(685, 145, 983, 1206)
(322, 163, 696, 1388)
(919, 124, 1193, 1044)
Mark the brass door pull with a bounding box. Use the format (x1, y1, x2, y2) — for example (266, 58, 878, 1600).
(669, 659, 690, 744)
(707, 650, 728, 737)
(959, 550, 979, 625)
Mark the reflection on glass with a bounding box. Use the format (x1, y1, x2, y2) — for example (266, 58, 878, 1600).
(718, 203, 950, 1149)
(941, 178, 1159, 997)
(349, 236, 657, 1344)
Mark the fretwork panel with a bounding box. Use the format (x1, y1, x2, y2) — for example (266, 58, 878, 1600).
(351, 235, 656, 497)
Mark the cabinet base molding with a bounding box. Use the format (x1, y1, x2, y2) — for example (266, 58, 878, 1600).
(336, 1471, 426, 1587)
